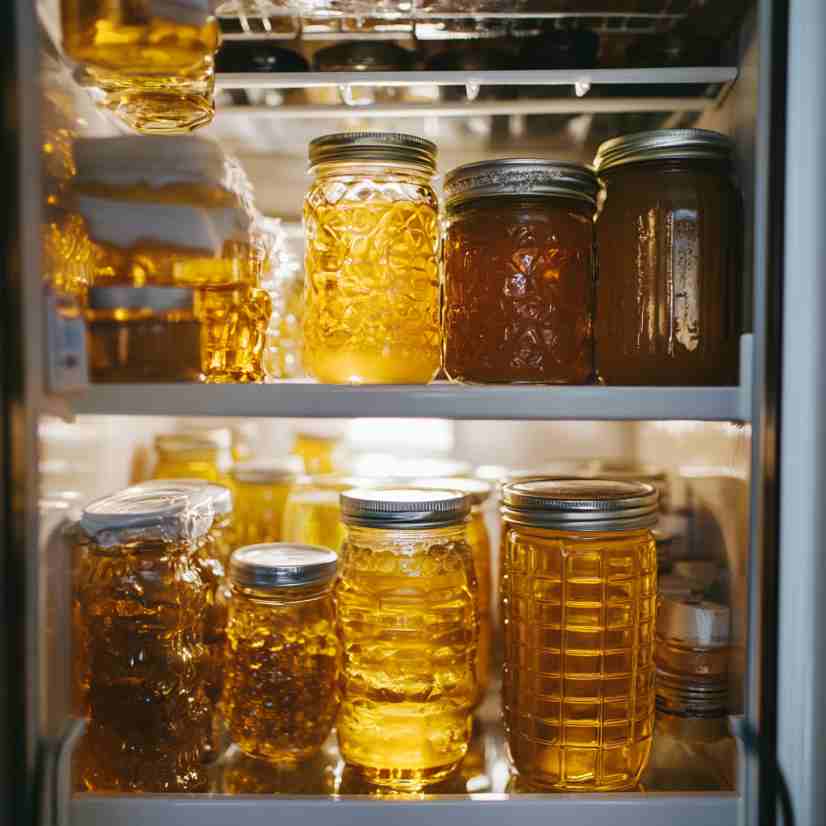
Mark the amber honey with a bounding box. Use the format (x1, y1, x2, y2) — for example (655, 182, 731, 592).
(336, 489, 478, 790)
(230, 462, 297, 547)
(221, 544, 340, 762)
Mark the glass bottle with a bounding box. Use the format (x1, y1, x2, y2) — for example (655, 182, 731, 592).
(152, 429, 233, 484)
(501, 478, 659, 791)
(337, 488, 478, 790)
(72, 487, 214, 791)
(442, 159, 599, 384)
(221, 543, 340, 762)
(229, 462, 297, 547)
(303, 132, 441, 384)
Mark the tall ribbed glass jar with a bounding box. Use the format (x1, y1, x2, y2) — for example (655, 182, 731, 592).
(501, 479, 658, 791)
(303, 133, 441, 384)
(72, 487, 214, 792)
(230, 462, 297, 547)
(221, 544, 340, 762)
(336, 489, 478, 789)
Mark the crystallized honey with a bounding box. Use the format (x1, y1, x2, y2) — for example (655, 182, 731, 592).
(221, 545, 340, 762)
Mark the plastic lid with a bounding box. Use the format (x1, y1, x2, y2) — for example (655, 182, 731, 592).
(88, 285, 193, 313)
(231, 460, 299, 484)
(229, 543, 337, 588)
(657, 597, 730, 647)
(130, 478, 233, 516)
(80, 487, 213, 547)
(410, 477, 493, 507)
(502, 478, 659, 531)
(445, 158, 600, 210)
(309, 132, 437, 173)
(594, 128, 733, 172)
(340, 488, 470, 528)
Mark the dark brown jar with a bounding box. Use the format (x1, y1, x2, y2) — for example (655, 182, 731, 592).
(594, 129, 742, 385)
(443, 160, 599, 384)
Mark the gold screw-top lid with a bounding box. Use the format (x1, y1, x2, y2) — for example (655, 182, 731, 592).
(594, 128, 733, 172)
(155, 429, 232, 453)
(308, 132, 437, 173)
(502, 478, 658, 531)
(229, 543, 338, 589)
(340, 488, 470, 528)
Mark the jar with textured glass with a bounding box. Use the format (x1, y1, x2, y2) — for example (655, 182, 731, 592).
(443, 159, 599, 384)
(152, 429, 233, 484)
(221, 544, 340, 761)
(72, 487, 214, 792)
(411, 477, 494, 706)
(303, 132, 441, 384)
(60, 0, 219, 133)
(501, 479, 658, 791)
(230, 462, 297, 547)
(337, 489, 478, 790)
(593, 129, 742, 385)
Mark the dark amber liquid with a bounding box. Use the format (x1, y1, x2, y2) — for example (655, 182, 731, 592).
(595, 159, 741, 386)
(443, 197, 596, 384)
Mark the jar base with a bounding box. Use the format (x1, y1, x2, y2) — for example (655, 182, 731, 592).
(344, 760, 463, 791)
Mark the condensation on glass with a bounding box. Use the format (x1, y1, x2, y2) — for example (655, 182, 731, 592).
(60, 0, 219, 133)
(230, 462, 298, 547)
(594, 129, 742, 385)
(72, 487, 215, 792)
(152, 429, 233, 484)
(303, 132, 441, 384)
(443, 159, 599, 384)
(336, 488, 478, 790)
(501, 478, 658, 791)
(221, 544, 340, 762)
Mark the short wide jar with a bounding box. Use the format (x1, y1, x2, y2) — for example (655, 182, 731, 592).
(221, 543, 340, 762)
(501, 478, 658, 791)
(594, 129, 742, 385)
(443, 159, 599, 384)
(303, 132, 441, 384)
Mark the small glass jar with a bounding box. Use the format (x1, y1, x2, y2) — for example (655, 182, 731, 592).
(85, 285, 201, 382)
(291, 427, 345, 475)
(73, 487, 214, 792)
(501, 478, 658, 791)
(594, 129, 742, 385)
(221, 543, 340, 762)
(230, 462, 297, 547)
(303, 132, 441, 384)
(443, 159, 599, 384)
(411, 477, 494, 706)
(152, 429, 233, 484)
(655, 597, 730, 679)
(337, 488, 478, 790)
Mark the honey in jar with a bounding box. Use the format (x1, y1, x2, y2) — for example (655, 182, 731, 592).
(593, 129, 742, 385)
(230, 462, 298, 547)
(291, 427, 345, 475)
(337, 488, 478, 790)
(411, 477, 494, 706)
(73, 487, 214, 791)
(152, 429, 233, 484)
(501, 478, 658, 791)
(303, 133, 441, 384)
(442, 159, 599, 384)
(221, 543, 340, 762)
(60, 0, 219, 133)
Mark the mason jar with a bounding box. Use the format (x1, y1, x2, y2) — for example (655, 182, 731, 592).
(303, 132, 441, 384)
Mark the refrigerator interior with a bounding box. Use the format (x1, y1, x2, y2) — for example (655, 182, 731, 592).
(16, 1, 778, 825)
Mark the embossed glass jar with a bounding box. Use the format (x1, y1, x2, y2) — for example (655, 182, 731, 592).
(443, 159, 599, 384)
(303, 132, 441, 384)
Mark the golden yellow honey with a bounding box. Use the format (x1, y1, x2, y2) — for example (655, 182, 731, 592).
(336, 496, 478, 790)
(152, 431, 232, 484)
(230, 463, 297, 547)
(291, 432, 343, 475)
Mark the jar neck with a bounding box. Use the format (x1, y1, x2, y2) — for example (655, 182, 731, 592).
(447, 193, 595, 219)
(601, 157, 733, 178)
(310, 161, 435, 185)
(344, 521, 468, 545)
(87, 535, 200, 557)
(230, 579, 333, 604)
(503, 522, 653, 542)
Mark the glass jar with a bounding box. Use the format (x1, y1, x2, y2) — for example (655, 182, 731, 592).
(593, 129, 742, 385)
(291, 427, 345, 475)
(443, 160, 599, 384)
(152, 429, 233, 484)
(655, 597, 730, 679)
(73, 487, 214, 791)
(85, 285, 201, 382)
(337, 488, 478, 790)
(410, 477, 494, 707)
(221, 543, 340, 761)
(501, 478, 658, 791)
(60, 1, 219, 133)
(230, 462, 297, 546)
(303, 132, 441, 384)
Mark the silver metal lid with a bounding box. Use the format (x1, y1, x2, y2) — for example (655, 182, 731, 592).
(656, 665, 728, 717)
(130, 478, 233, 516)
(88, 286, 193, 312)
(229, 543, 338, 589)
(501, 478, 659, 531)
(231, 460, 299, 485)
(308, 132, 437, 173)
(594, 128, 734, 172)
(340, 488, 470, 528)
(410, 477, 493, 507)
(657, 596, 731, 647)
(444, 158, 599, 210)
